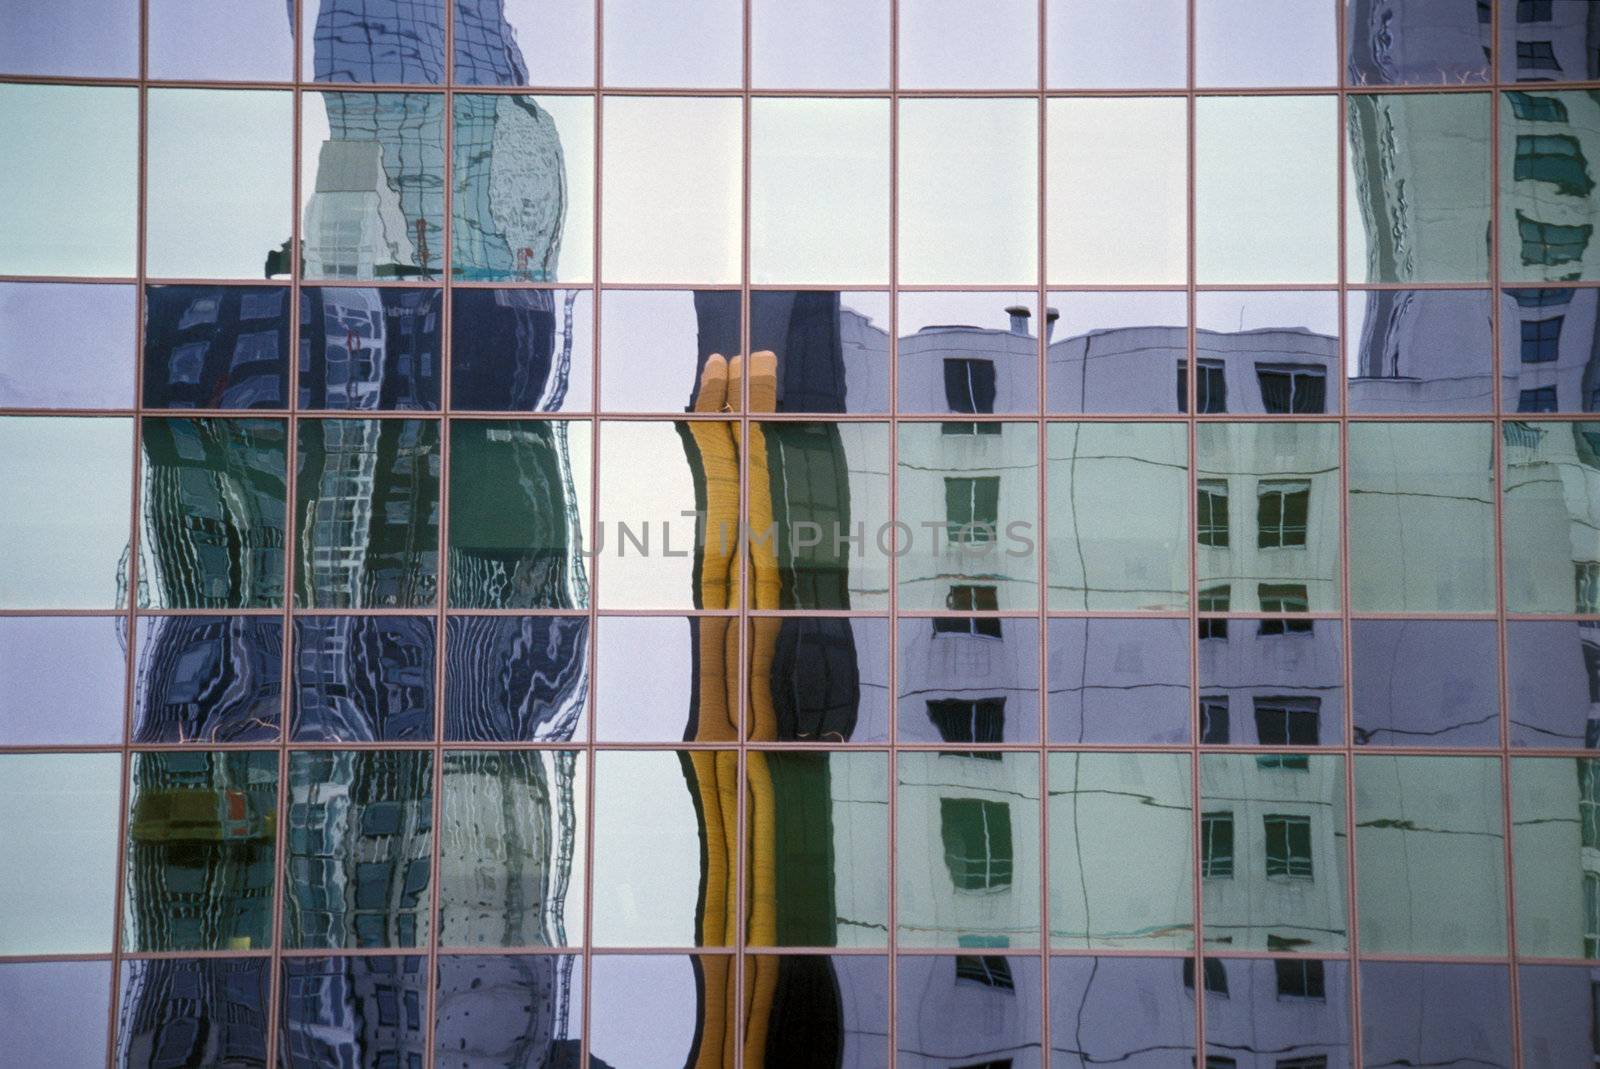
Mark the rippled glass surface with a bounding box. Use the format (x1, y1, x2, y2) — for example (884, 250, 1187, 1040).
(0, 753, 122, 954)
(280, 955, 429, 1069)
(117, 958, 269, 1068)
(144, 285, 291, 410)
(1200, 755, 1348, 951)
(439, 750, 586, 947)
(301, 287, 440, 410)
(0, 617, 125, 746)
(1511, 757, 1600, 959)
(1048, 618, 1189, 744)
(1500, 5, 1599, 84)
(1206, 958, 1351, 1066)
(599, 290, 740, 413)
(453, 0, 594, 87)
(1348, 93, 1492, 283)
(1507, 619, 1600, 748)
(140, 417, 287, 610)
(754, 290, 890, 414)
(134, 616, 282, 743)
(751, 0, 889, 89)
(896, 955, 1042, 1065)
(436, 954, 583, 1066)
(1361, 962, 1512, 1068)
(1346, 0, 1491, 86)
(899, 617, 1040, 745)
(598, 419, 736, 609)
(1047, 422, 1188, 611)
(445, 615, 589, 741)
(1048, 291, 1187, 415)
(601, 97, 742, 283)
(147, 90, 294, 280)
(589, 955, 732, 1069)
(1196, 0, 1337, 87)
(1355, 755, 1506, 956)
(0, 85, 137, 277)
(898, 751, 1039, 947)
(124, 750, 278, 951)
(750, 98, 890, 285)
(1501, 286, 1600, 414)
(1049, 751, 1193, 949)
(897, 421, 1039, 611)
(452, 94, 593, 282)
(1050, 956, 1193, 1067)
(293, 616, 434, 741)
(1349, 422, 1496, 612)
(0, 961, 111, 1067)
(592, 750, 735, 947)
(448, 419, 591, 609)
(296, 418, 440, 607)
(898, 292, 1038, 416)
(1503, 421, 1600, 613)
(899, 99, 1039, 285)
(1501, 90, 1600, 284)
(751, 421, 890, 610)
(1195, 290, 1341, 414)
(148, 0, 294, 81)
(899, 0, 1036, 89)
(748, 616, 891, 743)
(1048, 0, 1186, 88)
(1047, 98, 1187, 285)
(285, 750, 434, 948)
(1, 282, 136, 409)
(304, 0, 444, 84)
(602, 0, 741, 87)
(1351, 619, 1500, 748)
(1197, 96, 1339, 284)
(0, 0, 138, 78)
(1520, 964, 1600, 1067)
(300, 92, 446, 280)
(597, 616, 730, 742)
(453, 287, 592, 412)
(1199, 617, 1344, 747)
(1347, 289, 1494, 413)
(746, 955, 889, 1064)
(746, 751, 888, 947)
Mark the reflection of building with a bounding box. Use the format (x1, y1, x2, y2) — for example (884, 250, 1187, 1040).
(452, 93, 567, 280)
(280, 956, 429, 1069)
(116, 958, 269, 1069)
(1346, 0, 1491, 85)
(444, 615, 589, 740)
(898, 617, 1039, 745)
(293, 615, 434, 740)
(1512, 757, 1600, 960)
(1502, 286, 1600, 413)
(1350, 289, 1495, 412)
(143, 285, 289, 409)
(1199, 620, 1344, 746)
(435, 955, 582, 1068)
(1503, 421, 1600, 613)
(897, 955, 1042, 1069)
(300, 286, 440, 410)
(133, 615, 282, 742)
(452, 288, 581, 411)
(1204, 958, 1351, 1068)
(1507, 619, 1600, 748)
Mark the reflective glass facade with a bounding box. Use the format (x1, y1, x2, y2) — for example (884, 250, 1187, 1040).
(3, 2, 1600, 1067)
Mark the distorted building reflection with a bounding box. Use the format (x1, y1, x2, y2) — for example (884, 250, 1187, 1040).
(897, 955, 1042, 1069)
(280, 955, 428, 1069)
(1346, 0, 1492, 85)
(116, 958, 269, 1069)
(1502, 421, 1600, 614)
(1048, 956, 1193, 1068)
(293, 615, 435, 741)
(1198, 619, 1344, 747)
(1048, 618, 1190, 743)
(1347, 289, 1494, 412)
(1511, 757, 1600, 961)
(898, 616, 1039, 744)
(445, 615, 588, 741)
(435, 954, 582, 1069)
(300, 286, 440, 410)
(1205, 958, 1351, 1068)
(748, 617, 890, 743)
(745, 955, 888, 1069)
(1501, 287, 1600, 413)
(143, 285, 289, 409)
(124, 750, 277, 952)
(452, 288, 587, 411)
(133, 615, 282, 743)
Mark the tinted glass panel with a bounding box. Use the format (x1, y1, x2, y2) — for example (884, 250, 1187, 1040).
(117, 958, 269, 1068)
(748, 616, 891, 743)
(435, 955, 584, 1066)
(898, 0, 1037, 90)
(145, 285, 291, 410)
(1501, 91, 1600, 283)
(1507, 619, 1600, 748)
(596, 615, 730, 743)
(300, 287, 441, 411)
(293, 616, 435, 741)
(1519, 964, 1600, 1068)
(1351, 619, 1500, 748)
(589, 956, 729, 1068)
(0, 961, 111, 1067)
(453, 0, 594, 87)
(1361, 962, 1512, 1068)
(1196, 0, 1337, 87)
(1346, 0, 1492, 86)
(1048, 290, 1188, 415)
(1500, 286, 1600, 414)
(751, 0, 889, 89)
(0, 0, 138, 78)
(899, 617, 1040, 745)
(1205, 958, 1350, 1067)
(1049, 618, 1190, 744)
(898, 292, 1038, 415)
(280, 955, 429, 1069)
(1511, 756, 1600, 959)
(0, 617, 126, 746)
(1196, 290, 1341, 414)
(600, 290, 742, 413)
(746, 955, 889, 1065)
(1, 282, 136, 409)
(444, 615, 589, 741)
(451, 287, 593, 412)
(1503, 421, 1600, 613)
(1347, 289, 1494, 414)
(134, 615, 283, 743)
(303, 0, 444, 84)
(1048, 0, 1186, 89)
(602, 0, 741, 87)
(896, 955, 1042, 1064)
(148, 0, 294, 81)
(754, 290, 890, 414)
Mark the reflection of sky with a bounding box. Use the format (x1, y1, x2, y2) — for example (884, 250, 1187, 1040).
(147, 0, 293, 81)
(1196, 291, 1339, 337)
(0, 283, 136, 409)
(899, 291, 1034, 335)
(0, 0, 138, 77)
(600, 292, 704, 411)
(1195, 0, 1337, 88)
(1055, 290, 1186, 335)
(1048, 0, 1186, 89)
(592, 752, 699, 946)
(752, 0, 889, 89)
(493, 0, 595, 87)
(0, 618, 125, 745)
(589, 956, 697, 1069)
(0, 961, 111, 1065)
(899, 0, 1037, 89)
(602, 0, 742, 88)
(595, 617, 693, 741)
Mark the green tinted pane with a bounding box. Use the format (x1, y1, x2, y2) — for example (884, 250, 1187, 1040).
(1047, 421, 1188, 611)
(1048, 751, 1193, 950)
(1348, 422, 1495, 612)
(1503, 421, 1600, 613)
(285, 749, 434, 949)
(747, 751, 888, 948)
(1356, 755, 1506, 956)
(1512, 757, 1600, 959)
(898, 751, 1039, 948)
(1501, 91, 1600, 283)
(448, 420, 591, 609)
(139, 418, 287, 609)
(295, 418, 440, 609)
(1347, 93, 1492, 283)
(124, 751, 278, 951)
(1199, 754, 1348, 952)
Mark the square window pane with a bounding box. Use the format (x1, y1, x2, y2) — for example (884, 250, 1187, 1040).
(1048, 291, 1187, 414)
(1197, 96, 1338, 284)
(149, 0, 294, 82)
(1500, 287, 1600, 414)
(117, 959, 270, 1066)
(897, 955, 1041, 1061)
(1047, 421, 1188, 611)
(747, 616, 891, 743)
(1520, 964, 1600, 1065)
(1348, 289, 1494, 413)
(1048, 0, 1186, 89)
(0, 0, 138, 77)
(136, 615, 283, 743)
(602, 0, 741, 88)
(1503, 421, 1600, 613)
(1051, 957, 1194, 1065)
(596, 615, 735, 743)
(1512, 756, 1600, 958)
(304, 0, 444, 84)
(454, 0, 594, 87)
(1047, 98, 1187, 285)
(1506, 619, 1600, 749)
(589, 956, 730, 1064)
(300, 287, 440, 410)
(0, 962, 111, 1067)
(899, 98, 1038, 285)
(0, 85, 137, 277)
(1355, 755, 1507, 956)
(451, 287, 593, 412)
(1501, 91, 1600, 283)
(751, 0, 889, 89)
(899, 616, 1040, 745)
(1500, 5, 1598, 83)
(600, 290, 741, 413)
(1348, 422, 1496, 612)
(754, 290, 890, 414)
(0, 416, 133, 610)
(601, 96, 742, 283)
(899, 0, 1037, 89)
(1362, 963, 1511, 1068)
(750, 98, 890, 286)
(0, 617, 126, 746)
(435, 955, 584, 1066)
(1351, 619, 1500, 748)
(281, 956, 428, 1064)
(1347, 93, 1492, 283)
(898, 292, 1038, 415)
(1049, 617, 1190, 744)
(1346, 0, 1491, 85)
(1196, 291, 1340, 415)
(444, 614, 589, 742)
(146, 285, 291, 410)
(1, 282, 136, 409)
(452, 94, 593, 282)
(1206, 959, 1349, 1064)
(1196, 0, 1337, 87)
(293, 616, 434, 741)
(1199, 619, 1344, 747)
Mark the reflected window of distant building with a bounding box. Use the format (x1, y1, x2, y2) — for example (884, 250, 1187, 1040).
(1276, 1057, 1328, 1069)
(1518, 0, 1554, 22)
(1257, 752, 1310, 771)
(944, 358, 997, 414)
(1513, 288, 1576, 310)
(954, 955, 1014, 990)
(1517, 40, 1563, 73)
(1578, 562, 1600, 613)
(1178, 358, 1228, 414)
(1521, 316, 1565, 362)
(932, 614, 1003, 639)
(1263, 814, 1314, 879)
(945, 476, 1000, 544)
(1515, 136, 1596, 197)
(928, 698, 1006, 747)
(1256, 365, 1326, 415)
(1182, 957, 1229, 995)
(1581, 761, 1600, 849)
(1202, 811, 1234, 878)
(1586, 873, 1600, 957)
(1508, 92, 1569, 123)
(1520, 385, 1559, 412)
(1517, 211, 1592, 266)
(1201, 697, 1231, 744)
(1258, 584, 1311, 619)
(1257, 482, 1310, 548)
(1275, 958, 1326, 1000)
(1254, 697, 1320, 746)
(940, 798, 1014, 892)
(1199, 584, 1230, 640)
(1197, 480, 1229, 548)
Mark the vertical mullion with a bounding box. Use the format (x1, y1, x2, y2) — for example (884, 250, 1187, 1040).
(1034, 0, 1050, 1063)
(1185, 0, 1204, 1064)
(582, 0, 603, 1065)
(887, 0, 901, 1064)
(736, 0, 753, 1062)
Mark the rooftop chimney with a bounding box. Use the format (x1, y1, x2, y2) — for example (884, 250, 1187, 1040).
(1004, 305, 1031, 336)
(1045, 306, 1059, 342)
